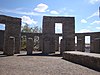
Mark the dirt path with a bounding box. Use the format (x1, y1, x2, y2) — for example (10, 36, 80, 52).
(0, 51, 100, 75)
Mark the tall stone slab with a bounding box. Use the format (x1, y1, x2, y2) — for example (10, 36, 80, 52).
(55, 35, 59, 51)
(42, 16, 55, 54)
(4, 36, 15, 56)
(26, 38, 33, 55)
(39, 35, 43, 51)
(77, 35, 85, 52)
(0, 15, 21, 55)
(62, 17, 75, 51)
(90, 34, 100, 53)
(60, 39, 66, 55)
(0, 30, 4, 51)
(42, 16, 75, 54)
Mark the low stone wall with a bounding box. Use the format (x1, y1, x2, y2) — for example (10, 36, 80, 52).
(63, 51, 100, 71)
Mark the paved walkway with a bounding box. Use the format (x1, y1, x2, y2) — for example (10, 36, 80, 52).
(0, 51, 100, 75)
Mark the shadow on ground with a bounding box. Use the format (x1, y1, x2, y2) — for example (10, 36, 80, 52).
(0, 53, 8, 57)
(17, 52, 62, 57)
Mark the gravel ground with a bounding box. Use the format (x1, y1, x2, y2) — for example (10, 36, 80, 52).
(0, 51, 100, 75)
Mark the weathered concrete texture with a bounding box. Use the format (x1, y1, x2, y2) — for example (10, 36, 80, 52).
(0, 15, 21, 55)
(55, 35, 59, 51)
(90, 34, 100, 53)
(42, 16, 55, 54)
(42, 35, 55, 54)
(0, 51, 100, 75)
(42, 16, 75, 54)
(60, 39, 65, 55)
(77, 35, 85, 52)
(26, 38, 33, 55)
(4, 36, 15, 56)
(0, 30, 4, 51)
(39, 35, 43, 51)
(62, 17, 75, 51)
(76, 32, 100, 53)
(63, 51, 100, 71)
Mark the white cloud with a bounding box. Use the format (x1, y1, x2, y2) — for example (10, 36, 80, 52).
(87, 10, 99, 19)
(91, 20, 100, 25)
(81, 19, 87, 23)
(96, 27, 100, 29)
(34, 3, 48, 12)
(21, 16, 37, 25)
(78, 29, 92, 33)
(88, 0, 100, 4)
(50, 10, 59, 14)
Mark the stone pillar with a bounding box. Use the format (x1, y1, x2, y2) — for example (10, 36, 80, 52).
(39, 35, 43, 51)
(60, 39, 65, 55)
(43, 40, 50, 54)
(26, 38, 33, 55)
(42, 35, 55, 54)
(90, 35, 100, 53)
(42, 16, 55, 54)
(77, 35, 85, 52)
(62, 17, 75, 51)
(4, 36, 15, 56)
(0, 30, 4, 51)
(90, 36, 94, 53)
(55, 35, 59, 51)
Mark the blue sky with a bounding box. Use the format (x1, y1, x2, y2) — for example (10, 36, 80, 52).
(0, 0, 100, 33)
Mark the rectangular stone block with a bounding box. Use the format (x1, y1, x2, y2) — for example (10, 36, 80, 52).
(77, 35, 85, 52)
(91, 38, 100, 53)
(26, 38, 33, 55)
(4, 36, 15, 56)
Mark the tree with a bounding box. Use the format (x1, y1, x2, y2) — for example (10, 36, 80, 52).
(21, 23, 33, 32)
(21, 23, 42, 51)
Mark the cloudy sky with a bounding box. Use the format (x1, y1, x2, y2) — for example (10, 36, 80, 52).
(0, 0, 100, 33)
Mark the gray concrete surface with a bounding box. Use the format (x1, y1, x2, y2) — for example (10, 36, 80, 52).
(0, 51, 100, 75)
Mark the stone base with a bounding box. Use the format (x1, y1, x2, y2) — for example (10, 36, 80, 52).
(63, 51, 100, 71)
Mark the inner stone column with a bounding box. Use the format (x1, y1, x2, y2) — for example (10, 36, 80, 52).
(55, 35, 59, 51)
(39, 35, 43, 51)
(4, 36, 15, 56)
(26, 37, 33, 55)
(77, 35, 85, 52)
(90, 34, 100, 53)
(60, 39, 65, 55)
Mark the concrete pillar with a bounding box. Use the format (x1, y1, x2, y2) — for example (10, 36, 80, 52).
(39, 35, 43, 51)
(42, 16, 55, 54)
(62, 17, 75, 51)
(77, 35, 85, 52)
(55, 35, 59, 51)
(43, 40, 50, 54)
(3, 36, 15, 56)
(0, 30, 4, 51)
(26, 38, 33, 55)
(60, 39, 65, 55)
(14, 36, 21, 54)
(90, 36, 100, 53)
